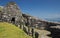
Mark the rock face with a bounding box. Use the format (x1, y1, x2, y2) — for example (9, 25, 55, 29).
(1, 2, 22, 25)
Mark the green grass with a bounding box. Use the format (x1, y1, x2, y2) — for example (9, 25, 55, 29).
(0, 22, 31, 38)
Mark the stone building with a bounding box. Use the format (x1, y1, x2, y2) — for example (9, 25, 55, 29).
(1, 2, 23, 25)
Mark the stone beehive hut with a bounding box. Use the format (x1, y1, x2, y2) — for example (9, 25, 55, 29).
(1, 2, 23, 25)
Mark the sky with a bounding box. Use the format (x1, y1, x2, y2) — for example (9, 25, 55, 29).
(0, 0, 60, 20)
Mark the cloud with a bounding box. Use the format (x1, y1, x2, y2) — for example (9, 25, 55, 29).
(44, 13, 60, 19)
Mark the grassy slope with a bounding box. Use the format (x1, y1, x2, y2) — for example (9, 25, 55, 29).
(0, 22, 31, 38)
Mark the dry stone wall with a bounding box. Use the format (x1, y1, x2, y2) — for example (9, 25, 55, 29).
(1, 2, 23, 25)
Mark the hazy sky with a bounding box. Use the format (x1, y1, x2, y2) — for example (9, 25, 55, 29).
(0, 0, 60, 19)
